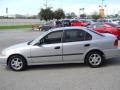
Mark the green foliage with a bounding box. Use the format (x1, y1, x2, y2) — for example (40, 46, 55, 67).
(54, 9, 65, 20)
(66, 12, 77, 19)
(0, 25, 32, 29)
(80, 14, 86, 19)
(39, 7, 54, 21)
(66, 13, 72, 19)
(91, 12, 100, 20)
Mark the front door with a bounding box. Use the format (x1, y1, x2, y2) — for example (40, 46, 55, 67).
(30, 30, 63, 63)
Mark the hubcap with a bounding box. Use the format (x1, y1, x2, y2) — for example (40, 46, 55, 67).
(11, 58, 23, 70)
(89, 54, 102, 66)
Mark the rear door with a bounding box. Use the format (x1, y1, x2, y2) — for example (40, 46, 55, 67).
(62, 29, 92, 61)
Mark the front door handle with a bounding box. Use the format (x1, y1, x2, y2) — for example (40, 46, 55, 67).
(54, 46, 60, 49)
(84, 44, 90, 47)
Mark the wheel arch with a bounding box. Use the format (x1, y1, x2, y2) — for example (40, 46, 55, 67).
(84, 49, 105, 63)
(7, 54, 28, 65)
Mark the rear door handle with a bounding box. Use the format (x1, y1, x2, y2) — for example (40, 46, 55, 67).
(84, 44, 90, 47)
(54, 46, 60, 49)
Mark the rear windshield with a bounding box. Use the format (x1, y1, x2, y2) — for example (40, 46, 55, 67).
(88, 29, 105, 37)
(105, 23, 119, 27)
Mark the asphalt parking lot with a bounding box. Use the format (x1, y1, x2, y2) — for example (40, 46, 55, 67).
(0, 29, 120, 90)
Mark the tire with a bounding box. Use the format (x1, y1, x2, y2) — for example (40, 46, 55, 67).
(8, 55, 27, 71)
(85, 51, 104, 68)
(117, 36, 120, 40)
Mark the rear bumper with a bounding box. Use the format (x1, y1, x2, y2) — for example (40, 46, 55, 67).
(0, 55, 7, 65)
(103, 48, 120, 59)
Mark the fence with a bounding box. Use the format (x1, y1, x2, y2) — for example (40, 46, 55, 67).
(0, 19, 41, 26)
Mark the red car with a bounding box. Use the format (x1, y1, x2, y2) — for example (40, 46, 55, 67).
(93, 23, 120, 39)
(71, 20, 89, 27)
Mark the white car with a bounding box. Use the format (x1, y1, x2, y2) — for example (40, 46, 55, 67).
(0, 27, 120, 71)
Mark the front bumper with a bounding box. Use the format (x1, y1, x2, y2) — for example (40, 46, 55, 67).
(0, 55, 7, 65)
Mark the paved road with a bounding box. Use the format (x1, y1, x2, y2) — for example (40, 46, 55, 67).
(0, 29, 43, 51)
(0, 29, 120, 90)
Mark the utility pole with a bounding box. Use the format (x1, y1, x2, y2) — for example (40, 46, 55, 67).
(44, 0, 54, 9)
(44, 0, 48, 9)
(6, 8, 8, 18)
(79, 8, 85, 18)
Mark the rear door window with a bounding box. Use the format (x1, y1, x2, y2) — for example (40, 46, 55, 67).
(63, 29, 92, 43)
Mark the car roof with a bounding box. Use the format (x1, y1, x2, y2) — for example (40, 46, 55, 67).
(50, 26, 86, 31)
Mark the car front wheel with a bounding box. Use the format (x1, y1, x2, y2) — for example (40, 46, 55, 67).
(85, 51, 104, 68)
(8, 55, 27, 71)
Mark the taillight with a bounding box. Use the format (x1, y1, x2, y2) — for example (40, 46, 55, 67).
(116, 27, 120, 30)
(118, 28, 120, 30)
(114, 39, 118, 47)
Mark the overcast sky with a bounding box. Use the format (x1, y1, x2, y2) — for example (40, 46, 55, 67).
(0, 0, 120, 16)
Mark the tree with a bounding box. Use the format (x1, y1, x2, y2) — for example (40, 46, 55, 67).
(54, 9, 65, 20)
(66, 13, 72, 19)
(39, 7, 54, 21)
(70, 12, 77, 18)
(65, 12, 77, 19)
(80, 14, 86, 19)
(91, 12, 100, 20)
(115, 14, 119, 18)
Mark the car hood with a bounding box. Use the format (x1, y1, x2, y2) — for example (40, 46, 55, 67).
(2, 42, 29, 55)
(6, 42, 28, 50)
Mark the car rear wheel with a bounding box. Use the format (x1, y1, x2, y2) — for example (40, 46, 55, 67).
(85, 51, 104, 68)
(8, 55, 27, 71)
(117, 36, 120, 40)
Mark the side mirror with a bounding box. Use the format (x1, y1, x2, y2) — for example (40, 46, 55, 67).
(34, 39, 45, 46)
(34, 41, 41, 46)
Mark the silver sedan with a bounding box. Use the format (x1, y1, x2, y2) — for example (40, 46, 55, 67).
(0, 27, 120, 71)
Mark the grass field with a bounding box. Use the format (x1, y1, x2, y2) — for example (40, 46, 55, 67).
(0, 25, 32, 29)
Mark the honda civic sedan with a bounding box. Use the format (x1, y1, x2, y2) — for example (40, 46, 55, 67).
(0, 27, 120, 71)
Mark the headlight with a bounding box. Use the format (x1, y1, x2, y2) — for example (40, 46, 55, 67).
(1, 50, 6, 55)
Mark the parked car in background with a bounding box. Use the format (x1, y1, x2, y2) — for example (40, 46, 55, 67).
(55, 20, 63, 27)
(71, 20, 90, 27)
(81, 20, 90, 26)
(71, 20, 83, 26)
(39, 25, 53, 31)
(0, 27, 120, 71)
(91, 23, 120, 39)
(105, 19, 120, 25)
(38, 21, 55, 31)
(62, 19, 71, 27)
(96, 19, 120, 25)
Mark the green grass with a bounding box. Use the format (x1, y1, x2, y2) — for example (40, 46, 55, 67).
(0, 25, 32, 30)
